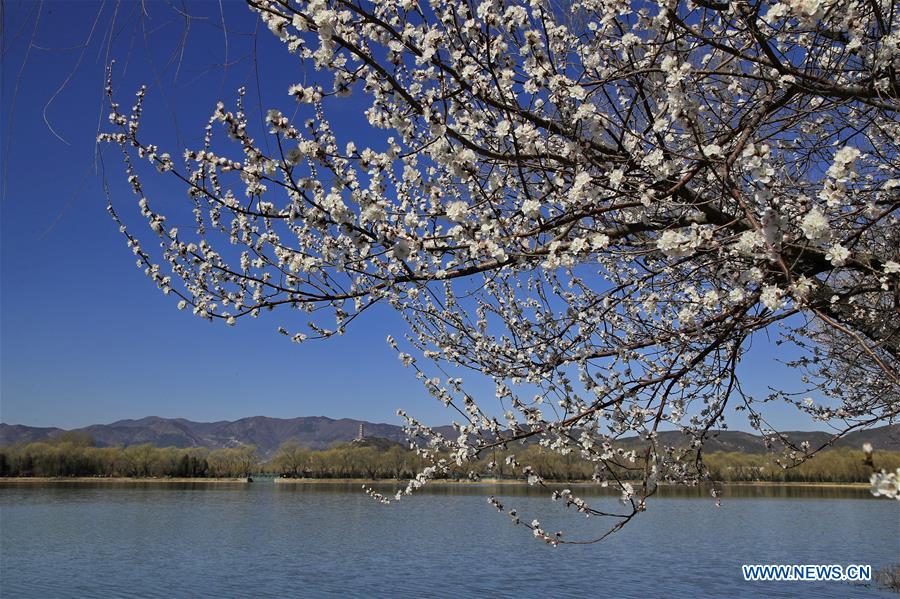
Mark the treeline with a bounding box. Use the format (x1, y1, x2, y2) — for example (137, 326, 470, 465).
(0, 434, 259, 478)
(703, 449, 900, 483)
(267, 441, 427, 479)
(2, 435, 898, 483)
(268, 443, 900, 483)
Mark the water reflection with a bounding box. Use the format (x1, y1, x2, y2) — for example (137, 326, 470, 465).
(0, 479, 876, 499)
(268, 480, 875, 500)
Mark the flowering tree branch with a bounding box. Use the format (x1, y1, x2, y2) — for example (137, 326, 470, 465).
(99, 0, 900, 542)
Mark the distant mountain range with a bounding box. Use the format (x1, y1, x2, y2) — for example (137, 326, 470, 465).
(1, 416, 897, 458)
(0, 416, 426, 457)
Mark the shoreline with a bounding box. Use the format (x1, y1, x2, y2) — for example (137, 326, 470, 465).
(0, 477, 250, 484)
(273, 478, 870, 488)
(0, 477, 867, 488)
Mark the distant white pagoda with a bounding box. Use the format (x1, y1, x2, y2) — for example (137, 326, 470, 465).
(354, 423, 365, 442)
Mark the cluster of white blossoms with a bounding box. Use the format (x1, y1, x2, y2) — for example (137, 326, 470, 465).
(100, 0, 899, 543)
(799, 208, 831, 244)
(870, 469, 900, 500)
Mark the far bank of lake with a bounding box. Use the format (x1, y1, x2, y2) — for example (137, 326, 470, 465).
(0, 476, 872, 488)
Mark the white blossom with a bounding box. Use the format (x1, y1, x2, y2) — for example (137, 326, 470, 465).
(800, 208, 831, 243)
(825, 244, 850, 267)
(656, 230, 693, 258)
(827, 146, 861, 180)
(521, 199, 541, 219)
(446, 201, 470, 222)
(760, 285, 785, 311)
(870, 469, 900, 500)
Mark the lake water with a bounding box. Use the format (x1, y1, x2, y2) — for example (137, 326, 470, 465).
(1, 482, 897, 597)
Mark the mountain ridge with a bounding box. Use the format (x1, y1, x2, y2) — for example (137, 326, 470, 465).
(0, 416, 429, 456)
(1, 416, 897, 458)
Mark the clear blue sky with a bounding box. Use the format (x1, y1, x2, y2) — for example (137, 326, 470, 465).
(1, 1, 812, 431)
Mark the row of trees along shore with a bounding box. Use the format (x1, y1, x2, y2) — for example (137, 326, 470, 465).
(1, 435, 897, 483)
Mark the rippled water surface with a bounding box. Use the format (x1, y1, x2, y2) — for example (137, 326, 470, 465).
(1, 482, 897, 598)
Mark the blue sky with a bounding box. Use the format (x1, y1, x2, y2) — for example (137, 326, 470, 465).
(1, 1, 816, 431)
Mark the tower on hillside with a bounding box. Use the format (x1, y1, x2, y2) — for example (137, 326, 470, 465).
(355, 423, 365, 442)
